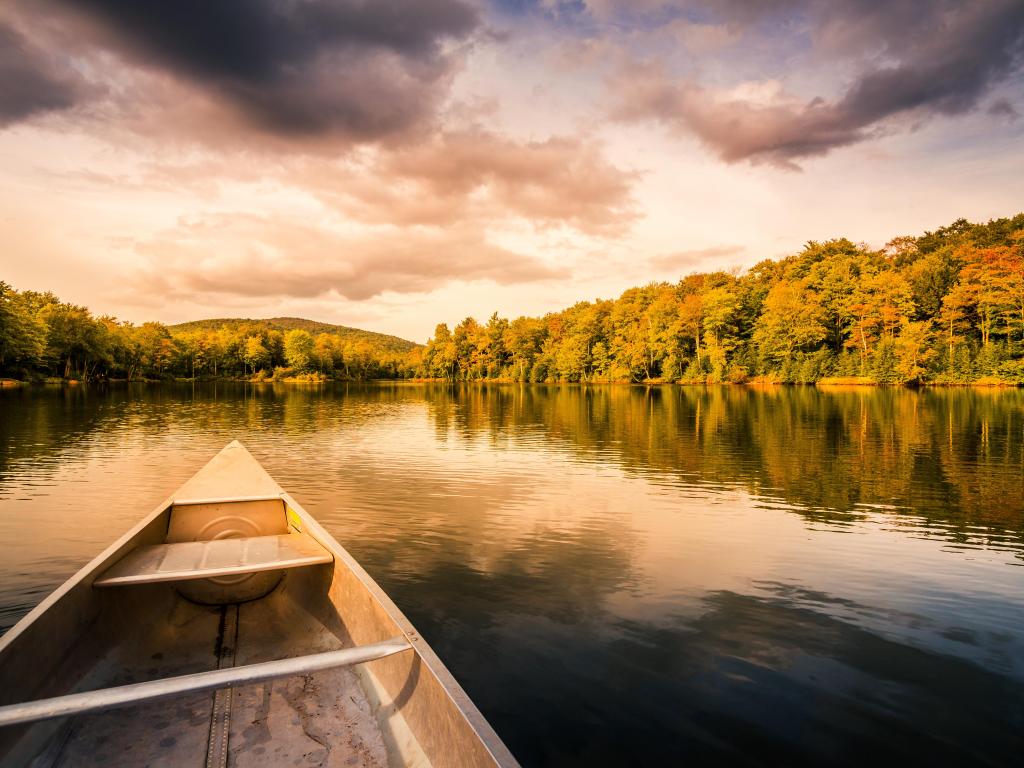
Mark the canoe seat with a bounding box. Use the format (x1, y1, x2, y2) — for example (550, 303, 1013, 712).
(93, 534, 333, 587)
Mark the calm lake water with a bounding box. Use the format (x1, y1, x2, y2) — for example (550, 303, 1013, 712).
(1, 383, 1023, 766)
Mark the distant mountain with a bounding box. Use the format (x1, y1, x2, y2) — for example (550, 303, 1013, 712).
(168, 317, 420, 353)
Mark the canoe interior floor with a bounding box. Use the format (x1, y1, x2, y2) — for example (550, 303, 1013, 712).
(28, 587, 392, 768)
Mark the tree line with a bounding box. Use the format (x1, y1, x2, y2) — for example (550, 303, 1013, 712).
(0, 292, 420, 381)
(422, 214, 1024, 385)
(2, 212, 1023, 385)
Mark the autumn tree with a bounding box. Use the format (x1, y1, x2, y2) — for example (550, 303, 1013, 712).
(313, 333, 334, 372)
(424, 323, 458, 380)
(701, 285, 739, 378)
(678, 293, 704, 367)
(283, 329, 314, 371)
(243, 336, 269, 375)
(895, 321, 934, 382)
(752, 280, 826, 363)
(504, 316, 546, 381)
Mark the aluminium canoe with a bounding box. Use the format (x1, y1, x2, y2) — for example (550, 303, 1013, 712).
(0, 440, 519, 767)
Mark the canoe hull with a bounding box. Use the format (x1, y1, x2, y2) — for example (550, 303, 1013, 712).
(0, 441, 518, 767)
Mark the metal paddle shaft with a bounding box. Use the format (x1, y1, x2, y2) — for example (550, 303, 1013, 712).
(0, 636, 411, 728)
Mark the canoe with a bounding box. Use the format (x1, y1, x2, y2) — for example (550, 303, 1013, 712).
(0, 441, 519, 767)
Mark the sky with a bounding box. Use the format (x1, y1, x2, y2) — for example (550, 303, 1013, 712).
(1, 1, 1023, 343)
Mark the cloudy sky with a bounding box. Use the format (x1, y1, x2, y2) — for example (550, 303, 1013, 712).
(1, 1, 1022, 342)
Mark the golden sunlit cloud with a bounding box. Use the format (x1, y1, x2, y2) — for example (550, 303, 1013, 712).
(127, 214, 570, 303)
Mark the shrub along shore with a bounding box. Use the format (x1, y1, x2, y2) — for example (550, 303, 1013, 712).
(2, 213, 1024, 387)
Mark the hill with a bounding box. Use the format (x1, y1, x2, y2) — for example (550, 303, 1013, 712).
(169, 317, 420, 353)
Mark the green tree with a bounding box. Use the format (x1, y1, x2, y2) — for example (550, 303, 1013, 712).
(283, 329, 314, 371)
(0, 282, 46, 373)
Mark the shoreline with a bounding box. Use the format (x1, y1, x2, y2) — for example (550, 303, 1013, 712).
(3, 376, 1020, 389)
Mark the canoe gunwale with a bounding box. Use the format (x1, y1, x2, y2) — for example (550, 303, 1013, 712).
(282, 488, 520, 768)
(0, 495, 174, 657)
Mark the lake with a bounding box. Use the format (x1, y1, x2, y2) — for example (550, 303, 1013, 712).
(1, 383, 1022, 766)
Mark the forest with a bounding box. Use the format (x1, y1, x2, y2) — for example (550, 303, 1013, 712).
(0, 303, 421, 382)
(423, 213, 1024, 385)
(2, 213, 1023, 385)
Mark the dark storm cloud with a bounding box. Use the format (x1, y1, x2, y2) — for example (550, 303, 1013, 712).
(0, 21, 85, 126)
(63, 0, 478, 73)
(63, 0, 479, 138)
(611, 0, 1024, 167)
(10, 0, 480, 140)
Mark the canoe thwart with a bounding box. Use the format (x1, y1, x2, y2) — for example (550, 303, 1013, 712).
(93, 533, 333, 587)
(171, 493, 284, 507)
(0, 636, 412, 728)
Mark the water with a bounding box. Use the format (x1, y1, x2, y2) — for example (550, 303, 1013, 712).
(1, 383, 1023, 765)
